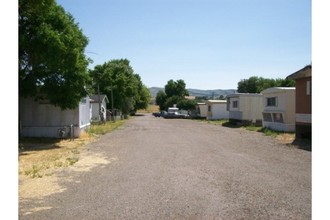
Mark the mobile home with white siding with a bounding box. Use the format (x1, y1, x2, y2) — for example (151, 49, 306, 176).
(19, 96, 92, 138)
(226, 93, 263, 125)
(261, 87, 296, 132)
(205, 100, 229, 120)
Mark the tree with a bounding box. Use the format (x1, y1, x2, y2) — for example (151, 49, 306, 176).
(19, 0, 91, 109)
(132, 74, 151, 111)
(155, 90, 167, 111)
(89, 59, 151, 114)
(165, 79, 189, 98)
(157, 79, 191, 110)
(177, 99, 197, 111)
(237, 76, 295, 93)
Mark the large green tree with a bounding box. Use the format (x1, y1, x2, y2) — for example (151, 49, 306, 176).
(19, 0, 91, 109)
(155, 90, 167, 111)
(237, 76, 295, 93)
(89, 59, 151, 114)
(156, 79, 193, 111)
(165, 79, 189, 98)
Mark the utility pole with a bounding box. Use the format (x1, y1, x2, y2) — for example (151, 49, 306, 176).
(98, 84, 104, 124)
(111, 84, 115, 122)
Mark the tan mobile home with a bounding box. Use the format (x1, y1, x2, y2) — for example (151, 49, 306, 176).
(226, 93, 263, 125)
(261, 87, 296, 132)
(206, 100, 229, 120)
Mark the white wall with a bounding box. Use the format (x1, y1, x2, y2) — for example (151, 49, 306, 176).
(197, 104, 207, 117)
(91, 100, 107, 121)
(262, 88, 295, 132)
(20, 97, 91, 138)
(240, 96, 263, 122)
(206, 102, 229, 120)
(227, 95, 263, 122)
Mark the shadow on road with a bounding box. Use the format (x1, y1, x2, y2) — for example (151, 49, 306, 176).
(290, 139, 312, 151)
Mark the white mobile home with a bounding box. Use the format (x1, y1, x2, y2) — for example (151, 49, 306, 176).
(19, 96, 92, 138)
(90, 94, 109, 121)
(226, 93, 263, 125)
(205, 100, 229, 120)
(196, 103, 207, 118)
(261, 87, 296, 132)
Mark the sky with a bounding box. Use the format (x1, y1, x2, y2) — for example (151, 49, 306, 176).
(56, 0, 311, 90)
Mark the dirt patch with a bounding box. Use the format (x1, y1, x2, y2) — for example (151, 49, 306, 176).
(19, 132, 98, 200)
(276, 133, 295, 145)
(276, 133, 311, 151)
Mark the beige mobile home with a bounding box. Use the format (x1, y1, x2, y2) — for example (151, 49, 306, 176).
(261, 87, 296, 132)
(196, 102, 208, 118)
(206, 100, 229, 120)
(226, 93, 263, 125)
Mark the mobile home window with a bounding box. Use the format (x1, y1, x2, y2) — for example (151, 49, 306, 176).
(266, 97, 277, 107)
(272, 113, 283, 123)
(263, 113, 272, 122)
(306, 81, 311, 95)
(232, 101, 238, 108)
(208, 105, 211, 112)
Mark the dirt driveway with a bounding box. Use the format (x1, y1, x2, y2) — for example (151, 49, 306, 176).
(19, 114, 311, 219)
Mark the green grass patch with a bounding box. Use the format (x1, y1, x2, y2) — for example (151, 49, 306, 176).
(24, 165, 43, 178)
(245, 125, 262, 132)
(66, 157, 79, 166)
(258, 127, 281, 137)
(87, 120, 127, 136)
(207, 119, 229, 126)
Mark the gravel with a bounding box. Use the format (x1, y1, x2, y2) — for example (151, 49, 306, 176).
(19, 114, 311, 219)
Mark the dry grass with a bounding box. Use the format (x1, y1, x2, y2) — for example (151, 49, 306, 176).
(19, 120, 126, 179)
(19, 120, 128, 212)
(137, 104, 159, 113)
(19, 132, 95, 179)
(276, 133, 296, 144)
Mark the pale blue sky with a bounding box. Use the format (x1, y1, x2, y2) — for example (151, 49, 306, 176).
(57, 0, 311, 90)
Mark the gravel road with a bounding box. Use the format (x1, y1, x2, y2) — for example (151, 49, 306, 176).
(19, 114, 311, 219)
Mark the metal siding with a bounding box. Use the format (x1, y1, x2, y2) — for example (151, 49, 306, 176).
(20, 97, 89, 138)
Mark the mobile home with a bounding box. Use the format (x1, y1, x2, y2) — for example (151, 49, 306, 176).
(286, 65, 312, 139)
(19, 96, 91, 138)
(205, 100, 229, 120)
(261, 87, 296, 132)
(226, 93, 263, 125)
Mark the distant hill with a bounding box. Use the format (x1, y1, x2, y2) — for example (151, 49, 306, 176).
(149, 87, 236, 98)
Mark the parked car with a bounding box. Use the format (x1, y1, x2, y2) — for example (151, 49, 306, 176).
(163, 112, 190, 119)
(153, 111, 167, 117)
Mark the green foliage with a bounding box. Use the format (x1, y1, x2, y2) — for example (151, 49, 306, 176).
(156, 79, 192, 110)
(156, 90, 167, 111)
(177, 99, 197, 110)
(165, 79, 189, 98)
(237, 76, 295, 93)
(19, 0, 91, 109)
(89, 59, 151, 114)
(87, 120, 126, 135)
(258, 127, 280, 137)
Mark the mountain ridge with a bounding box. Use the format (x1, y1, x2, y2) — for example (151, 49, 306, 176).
(149, 87, 237, 98)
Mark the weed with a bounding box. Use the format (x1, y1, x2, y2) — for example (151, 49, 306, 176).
(54, 160, 66, 167)
(259, 127, 279, 137)
(245, 125, 262, 132)
(24, 165, 43, 178)
(87, 120, 126, 136)
(71, 148, 80, 154)
(66, 157, 79, 166)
